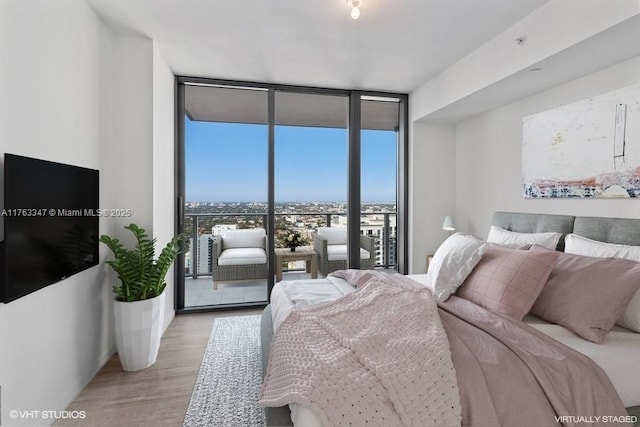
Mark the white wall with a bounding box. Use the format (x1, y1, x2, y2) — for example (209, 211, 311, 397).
(409, 121, 456, 273)
(0, 3, 178, 425)
(152, 43, 177, 330)
(410, 2, 640, 263)
(111, 36, 176, 331)
(455, 55, 640, 238)
(0, 1, 116, 425)
(112, 36, 154, 235)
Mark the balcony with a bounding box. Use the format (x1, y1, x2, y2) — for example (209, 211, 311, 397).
(184, 210, 398, 279)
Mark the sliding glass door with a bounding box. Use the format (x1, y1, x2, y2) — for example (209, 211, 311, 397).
(274, 91, 349, 282)
(181, 84, 269, 309)
(360, 96, 401, 270)
(176, 78, 408, 312)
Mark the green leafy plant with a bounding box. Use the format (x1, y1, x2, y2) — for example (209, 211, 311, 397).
(100, 224, 184, 302)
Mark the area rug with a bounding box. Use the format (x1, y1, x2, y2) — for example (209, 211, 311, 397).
(183, 315, 266, 427)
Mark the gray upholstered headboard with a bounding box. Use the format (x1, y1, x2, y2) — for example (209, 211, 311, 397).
(491, 211, 575, 251)
(573, 217, 640, 246)
(491, 211, 640, 250)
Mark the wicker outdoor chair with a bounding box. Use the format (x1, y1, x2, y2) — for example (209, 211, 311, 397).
(312, 227, 375, 276)
(211, 228, 268, 290)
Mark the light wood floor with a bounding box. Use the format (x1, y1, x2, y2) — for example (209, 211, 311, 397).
(55, 309, 263, 427)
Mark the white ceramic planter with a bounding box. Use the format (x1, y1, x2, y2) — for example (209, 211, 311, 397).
(114, 292, 165, 372)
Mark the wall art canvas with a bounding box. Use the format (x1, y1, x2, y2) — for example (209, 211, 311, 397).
(522, 83, 640, 198)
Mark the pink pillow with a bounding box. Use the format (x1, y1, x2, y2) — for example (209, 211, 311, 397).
(530, 246, 640, 343)
(457, 245, 559, 320)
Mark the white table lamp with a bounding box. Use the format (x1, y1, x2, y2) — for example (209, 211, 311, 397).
(442, 216, 456, 235)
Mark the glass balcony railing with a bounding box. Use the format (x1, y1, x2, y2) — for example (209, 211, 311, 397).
(183, 211, 397, 278)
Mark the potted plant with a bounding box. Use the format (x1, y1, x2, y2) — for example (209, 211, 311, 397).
(282, 230, 307, 252)
(100, 224, 183, 371)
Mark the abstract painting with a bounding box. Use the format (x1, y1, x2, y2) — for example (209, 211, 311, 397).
(522, 83, 640, 198)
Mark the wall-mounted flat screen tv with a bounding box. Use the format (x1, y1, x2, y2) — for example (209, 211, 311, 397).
(2, 154, 99, 303)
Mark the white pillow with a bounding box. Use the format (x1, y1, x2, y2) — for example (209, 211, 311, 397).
(425, 233, 487, 302)
(221, 228, 265, 249)
(565, 233, 640, 332)
(565, 233, 640, 260)
(487, 226, 561, 250)
(317, 227, 348, 245)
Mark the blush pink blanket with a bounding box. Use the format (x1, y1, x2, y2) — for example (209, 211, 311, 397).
(259, 272, 462, 427)
(261, 270, 632, 427)
(439, 296, 631, 427)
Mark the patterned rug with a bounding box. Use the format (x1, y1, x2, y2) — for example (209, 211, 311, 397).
(183, 315, 266, 427)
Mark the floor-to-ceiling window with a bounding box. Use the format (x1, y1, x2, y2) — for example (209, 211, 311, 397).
(180, 84, 269, 309)
(176, 78, 408, 312)
(274, 91, 349, 282)
(360, 96, 400, 269)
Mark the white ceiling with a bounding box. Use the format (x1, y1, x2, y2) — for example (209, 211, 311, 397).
(87, 0, 549, 93)
(424, 13, 640, 122)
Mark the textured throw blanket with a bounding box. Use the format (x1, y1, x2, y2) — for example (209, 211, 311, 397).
(259, 271, 462, 427)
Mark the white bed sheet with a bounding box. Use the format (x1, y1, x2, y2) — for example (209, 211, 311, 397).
(268, 276, 640, 426)
(270, 275, 355, 331)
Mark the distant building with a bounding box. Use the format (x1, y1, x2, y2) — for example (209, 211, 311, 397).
(212, 224, 237, 235)
(335, 214, 397, 267)
(198, 234, 213, 274)
(187, 234, 214, 275)
(361, 215, 397, 267)
(184, 252, 191, 275)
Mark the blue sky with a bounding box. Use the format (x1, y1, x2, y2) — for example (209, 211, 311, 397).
(185, 117, 397, 202)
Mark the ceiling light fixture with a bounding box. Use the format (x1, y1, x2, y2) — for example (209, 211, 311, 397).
(347, 0, 364, 20)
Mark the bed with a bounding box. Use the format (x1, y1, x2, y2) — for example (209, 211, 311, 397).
(260, 212, 640, 426)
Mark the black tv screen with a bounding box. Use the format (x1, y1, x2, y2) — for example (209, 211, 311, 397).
(2, 154, 99, 303)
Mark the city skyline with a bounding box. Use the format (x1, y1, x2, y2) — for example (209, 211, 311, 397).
(185, 117, 397, 203)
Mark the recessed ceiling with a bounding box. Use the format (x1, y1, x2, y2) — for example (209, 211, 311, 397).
(87, 0, 549, 93)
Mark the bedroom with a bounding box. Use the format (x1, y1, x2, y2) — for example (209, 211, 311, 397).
(1, 0, 640, 426)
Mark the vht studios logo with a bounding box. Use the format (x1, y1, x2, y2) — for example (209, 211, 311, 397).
(0, 386, 87, 424)
(8, 410, 86, 421)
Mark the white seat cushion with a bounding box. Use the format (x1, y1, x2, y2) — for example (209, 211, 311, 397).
(326, 244, 370, 261)
(221, 228, 265, 249)
(218, 248, 267, 266)
(317, 227, 348, 245)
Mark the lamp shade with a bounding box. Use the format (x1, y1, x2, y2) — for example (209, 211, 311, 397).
(442, 215, 456, 231)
